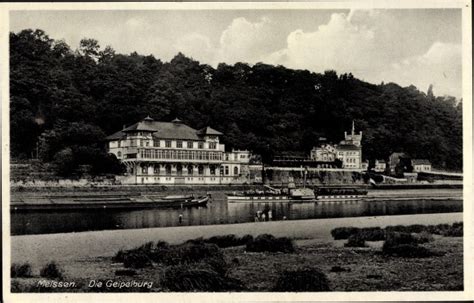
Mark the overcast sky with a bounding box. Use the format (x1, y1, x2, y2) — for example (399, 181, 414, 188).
(11, 9, 462, 97)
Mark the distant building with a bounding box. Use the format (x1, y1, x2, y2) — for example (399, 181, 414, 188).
(106, 116, 252, 184)
(388, 152, 413, 176)
(374, 160, 386, 172)
(310, 121, 362, 169)
(361, 161, 369, 171)
(310, 144, 336, 162)
(412, 159, 432, 172)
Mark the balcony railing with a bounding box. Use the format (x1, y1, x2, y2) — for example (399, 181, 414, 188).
(135, 148, 223, 162)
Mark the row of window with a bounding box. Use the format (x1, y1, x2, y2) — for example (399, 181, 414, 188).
(119, 139, 217, 149)
(339, 151, 359, 156)
(137, 149, 223, 161)
(139, 164, 239, 176)
(345, 158, 359, 163)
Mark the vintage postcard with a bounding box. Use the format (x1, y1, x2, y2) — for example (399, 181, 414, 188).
(1, 1, 472, 302)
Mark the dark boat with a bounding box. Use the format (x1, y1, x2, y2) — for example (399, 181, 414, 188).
(10, 194, 209, 211)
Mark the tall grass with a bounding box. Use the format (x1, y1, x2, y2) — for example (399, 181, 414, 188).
(273, 268, 330, 291)
(39, 262, 63, 279)
(11, 263, 32, 278)
(161, 264, 245, 291)
(245, 234, 295, 253)
(382, 232, 434, 258)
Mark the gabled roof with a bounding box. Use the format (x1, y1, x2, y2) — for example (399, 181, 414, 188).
(412, 159, 431, 165)
(105, 130, 127, 141)
(122, 121, 158, 132)
(105, 118, 222, 141)
(197, 126, 223, 136)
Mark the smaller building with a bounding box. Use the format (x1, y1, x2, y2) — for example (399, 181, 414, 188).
(310, 144, 336, 162)
(412, 159, 432, 172)
(310, 121, 362, 170)
(389, 152, 413, 176)
(361, 161, 369, 171)
(374, 159, 386, 172)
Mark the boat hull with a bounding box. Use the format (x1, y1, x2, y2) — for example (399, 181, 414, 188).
(10, 196, 209, 211)
(227, 195, 315, 203)
(316, 195, 366, 201)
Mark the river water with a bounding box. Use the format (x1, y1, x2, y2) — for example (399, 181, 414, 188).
(11, 189, 462, 235)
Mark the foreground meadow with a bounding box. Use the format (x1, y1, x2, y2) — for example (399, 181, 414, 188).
(11, 223, 463, 292)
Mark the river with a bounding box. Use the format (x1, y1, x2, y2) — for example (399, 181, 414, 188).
(11, 188, 462, 235)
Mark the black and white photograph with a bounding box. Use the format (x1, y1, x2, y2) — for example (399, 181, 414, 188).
(1, 1, 472, 301)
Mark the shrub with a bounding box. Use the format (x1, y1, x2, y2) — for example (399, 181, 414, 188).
(344, 234, 366, 247)
(113, 249, 127, 263)
(150, 242, 222, 265)
(331, 227, 360, 240)
(384, 232, 418, 247)
(382, 243, 433, 258)
(442, 226, 463, 237)
(161, 265, 245, 291)
(39, 262, 63, 279)
(201, 256, 229, 276)
(11, 263, 32, 278)
(122, 251, 152, 269)
(273, 268, 330, 291)
(413, 231, 434, 243)
(358, 227, 386, 241)
(187, 234, 254, 248)
(245, 234, 295, 253)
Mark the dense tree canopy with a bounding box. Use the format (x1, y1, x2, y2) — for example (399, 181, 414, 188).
(10, 29, 463, 172)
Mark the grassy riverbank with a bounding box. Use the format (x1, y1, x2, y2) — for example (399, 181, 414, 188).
(10, 213, 463, 292)
(11, 230, 463, 292)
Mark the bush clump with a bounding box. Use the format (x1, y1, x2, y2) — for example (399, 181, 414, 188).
(273, 268, 330, 291)
(382, 232, 434, 258)
(122, 250, 153, 269)
(115, 240, 225, 269)
(384, 232, 418, 247)
(358, 227, 386, 241)
(161, 264, 245, 292)
(331, 227, 386, 241)
(39, 262, 63, 279)
(186, 234, 254, 248)
(152, 242, 222, 265)
(11, 263, 32, 278)
(344, 234, 366, 247)
(207, 234, 254, 248)
(412, 231, 434, 244)
(331, 227, 360, 240)
(245, 234, 295, 253)
(382, 243, 433, 258)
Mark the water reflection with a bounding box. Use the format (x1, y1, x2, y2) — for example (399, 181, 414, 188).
(11, 194, 462, 235)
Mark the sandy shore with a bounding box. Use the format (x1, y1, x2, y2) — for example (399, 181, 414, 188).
(10, 212, 462, 266)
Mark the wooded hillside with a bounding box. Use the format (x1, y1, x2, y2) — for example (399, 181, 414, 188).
(10, 29, 462, 173)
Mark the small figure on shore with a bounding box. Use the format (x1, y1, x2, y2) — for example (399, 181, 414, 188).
(283, 216, 287, 220)
(255, 212, 259, 222)
(268, 210, 273, 221)
(257, 210, 262, 220)
(262, 213, 266, 222)
(178, 214, 183, 224)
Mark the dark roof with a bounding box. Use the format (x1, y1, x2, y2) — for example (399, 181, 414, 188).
(337, 144, 361, 151)
(197, 126, 223, 136)
(122, 121, 157, 132)
(105, 130, 127, 141)
(105, 118, 221, 141)
(412, 159, 431, 165)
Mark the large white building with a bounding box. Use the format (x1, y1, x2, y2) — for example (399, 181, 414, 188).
(310, 121, 363, 169)
(106, 116, 252, 184)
